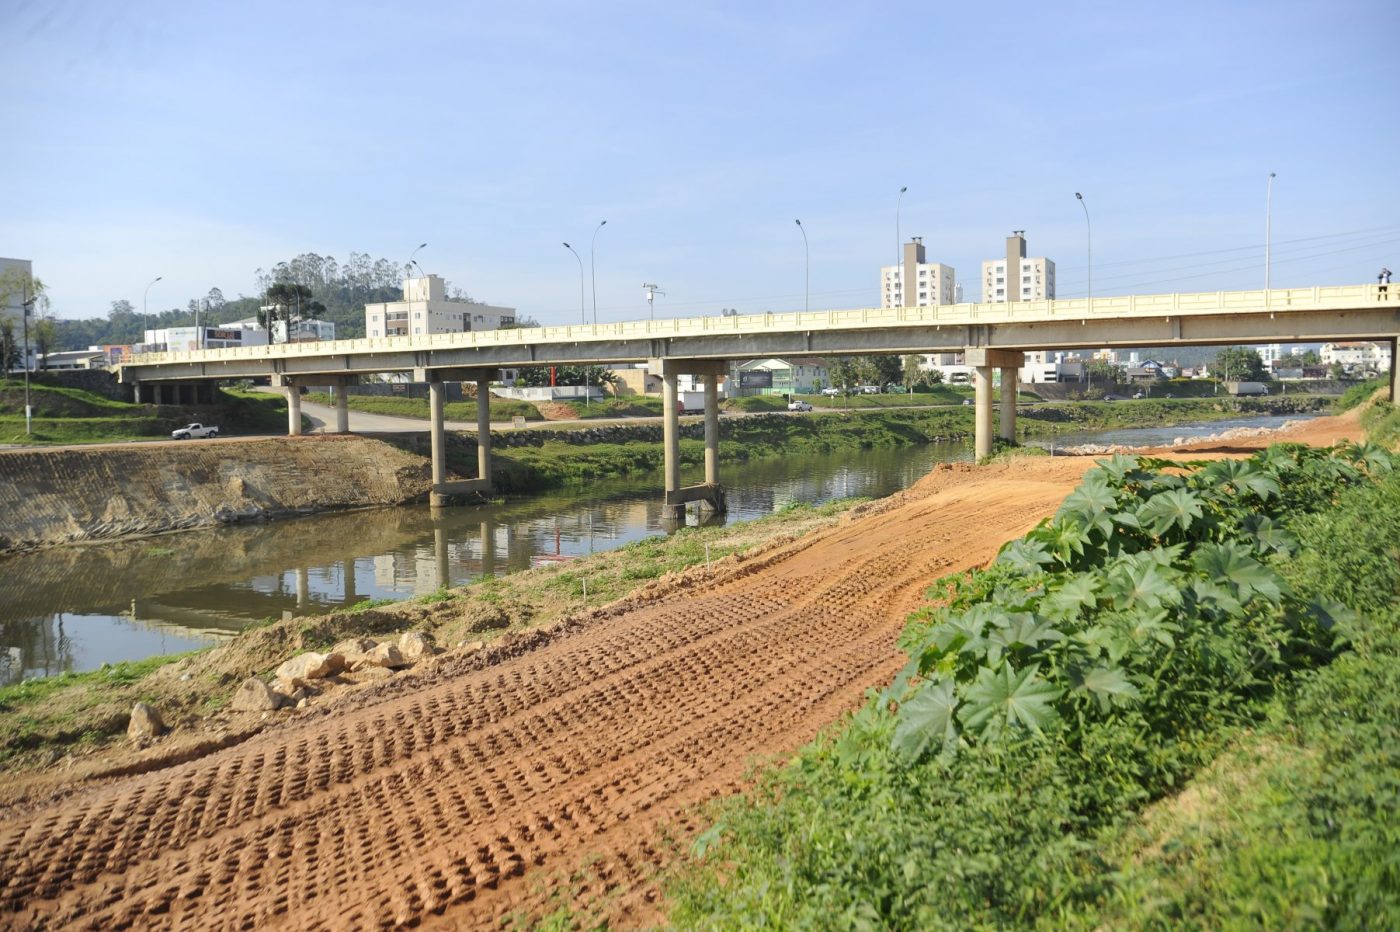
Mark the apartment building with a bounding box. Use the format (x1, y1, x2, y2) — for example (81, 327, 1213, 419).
(365, 274, 515, 338)
(981, 231, 1055, 303)
(1321, 341, 1392, 374)
(880, 238, 956, 308)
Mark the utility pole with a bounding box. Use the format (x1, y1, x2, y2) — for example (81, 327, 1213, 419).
(20, 285, 36, 435)
(642, 283, 664, 320)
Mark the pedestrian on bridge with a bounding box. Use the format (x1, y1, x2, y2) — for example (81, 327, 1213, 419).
(1380, 266, 1392, 298)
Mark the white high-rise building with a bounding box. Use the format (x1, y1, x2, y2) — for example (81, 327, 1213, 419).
(981, 231, 1055, 303)
(881, 238, 956, 308)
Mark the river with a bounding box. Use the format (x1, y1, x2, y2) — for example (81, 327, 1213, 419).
(0, 414, 1313, 684)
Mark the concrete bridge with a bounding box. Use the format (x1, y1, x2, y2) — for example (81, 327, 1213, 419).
(120, 284, 1400, 516)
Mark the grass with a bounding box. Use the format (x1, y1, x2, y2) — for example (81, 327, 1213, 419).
(556, 396, 668, 418)
(1335, 377, 1387, 412)
(304, 391, 543, 422)
(664, 446, 1400, 929)
(0, 381, 289, 445)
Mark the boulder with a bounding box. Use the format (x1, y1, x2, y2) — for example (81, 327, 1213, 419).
(355, 642, 406, 670)
(127, 702, 165, 741)
(398, 631, 437, 661)
(275, 651, 345, 687)
(331, 637, 378, 659)
(231, 677, 286, 712)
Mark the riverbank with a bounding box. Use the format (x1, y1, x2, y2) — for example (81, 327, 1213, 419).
(0, 435, 431, 555)
(0, 406, 1369, 928)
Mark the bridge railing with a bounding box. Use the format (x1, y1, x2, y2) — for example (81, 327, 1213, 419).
(127, 284, 1388, 367)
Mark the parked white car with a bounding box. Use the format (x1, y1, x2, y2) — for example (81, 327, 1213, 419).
(171, 423, 219, 440)
(821, 387, 842, 396)
(787, 400, 813, 412)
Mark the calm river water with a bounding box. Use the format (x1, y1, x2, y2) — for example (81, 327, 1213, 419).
(0, 413, 1314, 684)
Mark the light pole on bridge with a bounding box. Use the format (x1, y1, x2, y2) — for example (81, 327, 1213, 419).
(590, 220, 607, 325)
(142, 276, 163, 350)
(562, 243, 586, 324)
(895, 185, 907, 307)
(1075, 192, 1091, 304)
(1265, 172, 1277, 290)
(795, 219, 808, 313)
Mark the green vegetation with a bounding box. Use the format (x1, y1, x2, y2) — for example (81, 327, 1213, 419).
(0, 654, 193, 713)
(1335, 377, 1386, 412)
(556, 396, 667, 418)
(668, 442, 1398, 929)
(0, 380, 288, 445)
(1361, 398, 1400, 447)
(303, 391, 543, 423)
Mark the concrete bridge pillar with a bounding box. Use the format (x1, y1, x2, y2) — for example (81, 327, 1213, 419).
(965, 348, 1025, 460)
(661, 371, 682, 521)
(286, 385, 303, 436)
(651, 357, 728, 521)
(1390, 337, 1399, 404)
(476, 378, 493, 489)
(415, 367, 499, 508)
(703, 374, 720, 488)
(335, 388, 350, 433)
(999, 367, 1018, 441)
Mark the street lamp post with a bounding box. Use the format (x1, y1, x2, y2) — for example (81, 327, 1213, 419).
(589, 220, 607, 325)
(795, 219, 808, 313)
(1265, 173, 1276, 290)
(895, 185, 907, 307)
(142, 276, 163, 349)
(1075, 193, 1091, 303)
(20, 289, 36, 435)
(562, 243, 586, 324)
(408, 242, 428, 279)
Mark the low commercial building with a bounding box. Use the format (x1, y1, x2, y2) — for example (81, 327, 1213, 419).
(143, 325, 270, 353)
(732, 358, 831, 395)
(274, 318, 336, 343)
(365, 275, 515, 338)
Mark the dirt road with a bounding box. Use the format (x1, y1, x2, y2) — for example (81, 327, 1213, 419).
(0, 412, 1361, 928)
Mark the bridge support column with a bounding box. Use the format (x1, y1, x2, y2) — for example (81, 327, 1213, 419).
(428, 378, 447, 494)
(661, 372, 683, 521)
(973, 367, 994, 459)
(965, 348, 1024, 461)
(286, 386, 303, 436)
(1391, 338, 1399, 404)
(415, 367, 499, 508)
(335, 388, 350, 433)
(651, 357, 728, 521)
(703, 374, 721, 504)
(476, 379, 493, 489)
(999, 367, 1018, 441)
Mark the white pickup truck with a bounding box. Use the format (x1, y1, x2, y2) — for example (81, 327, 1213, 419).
(170, 423, 219, 440)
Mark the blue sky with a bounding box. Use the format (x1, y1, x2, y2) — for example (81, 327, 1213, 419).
(4, 0, 1398, 324)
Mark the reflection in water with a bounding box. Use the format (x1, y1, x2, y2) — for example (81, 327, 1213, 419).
(0, 442, 974, 684)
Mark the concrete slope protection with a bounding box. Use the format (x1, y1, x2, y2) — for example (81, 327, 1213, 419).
(0, 458, 1097, 928)
(0, 436, 432, 554)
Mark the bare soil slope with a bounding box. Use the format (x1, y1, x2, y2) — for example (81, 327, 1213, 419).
(0, 413, 1357, 929)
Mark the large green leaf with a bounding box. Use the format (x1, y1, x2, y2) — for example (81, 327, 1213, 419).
(996, 538, 1054, 573)
(1193, 541, 1288, 604)
(958, 662, 1062, 739)
(1041, 574, 1101, 621)
(1200, 459, 1281, 500)
(1137, 488, 1204, 536)
(1105, 556, 1183, 611)
(891, 678, 959, 760)
(1068, 663, 1141, 711)
(1241, 514, 1297, 556)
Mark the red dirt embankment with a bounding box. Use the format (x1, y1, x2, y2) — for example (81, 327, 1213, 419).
(0, 410, 1362, 928)
(0, 435, 431, 554)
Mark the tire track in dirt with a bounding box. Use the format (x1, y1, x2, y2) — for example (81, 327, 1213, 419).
(0, 461, 1097, 929)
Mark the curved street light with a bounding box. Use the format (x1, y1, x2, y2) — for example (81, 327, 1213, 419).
(1265, 172, 1276, 290)
(1074, 193, 1091, 303)
(895, 185, 907, 307)
(589, 221, 607, 325)
(562, 242, 586, 325)
(142, 275, 163, 346)
(408, 242, 428, 277)
(795, 219, 809, 313)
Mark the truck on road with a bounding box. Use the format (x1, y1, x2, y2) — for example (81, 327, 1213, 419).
(170, 423, 219, 439)
(1225, 381, 1269, 397)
